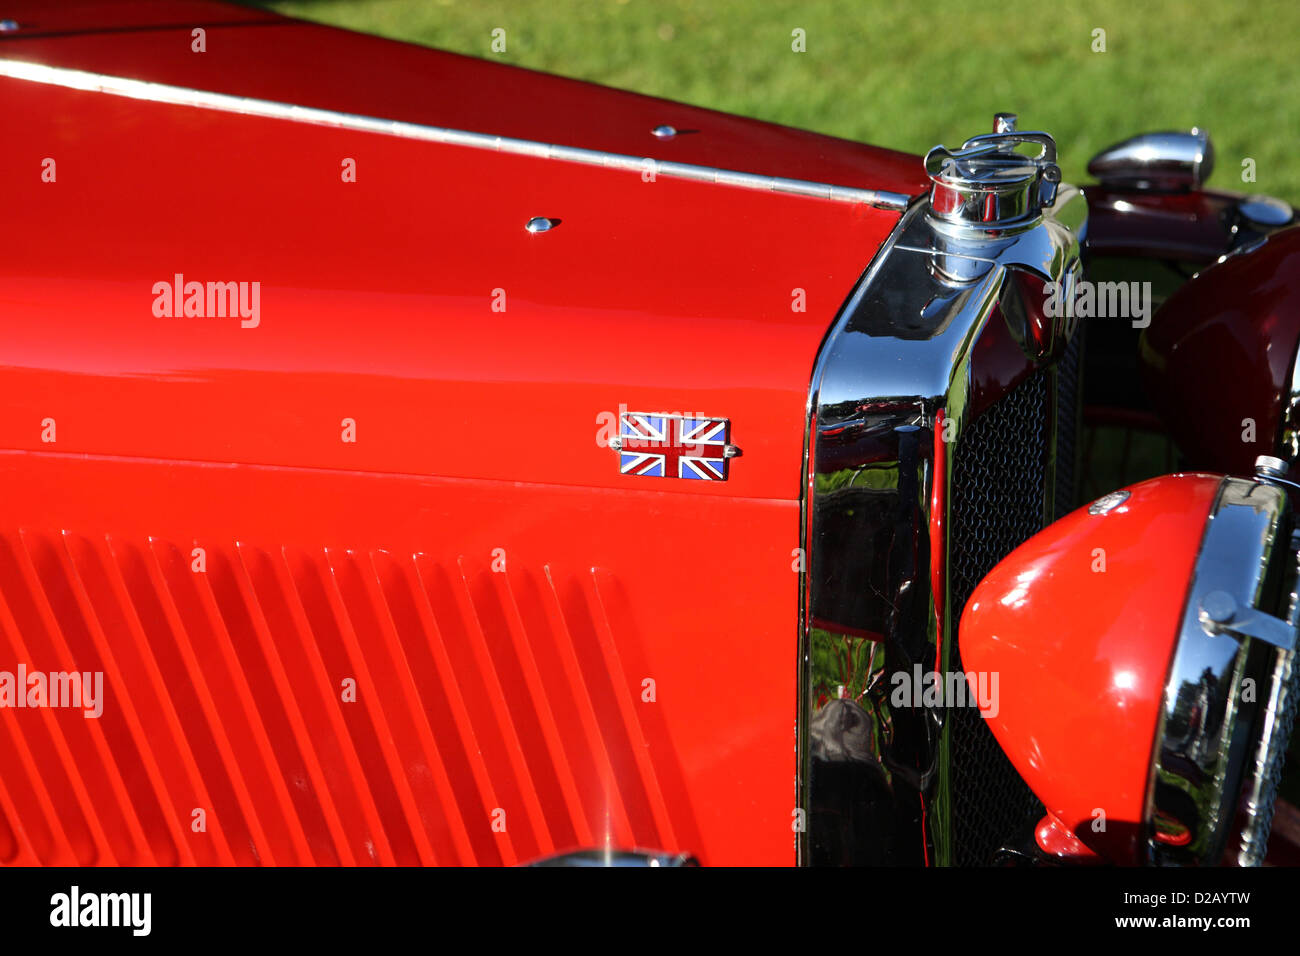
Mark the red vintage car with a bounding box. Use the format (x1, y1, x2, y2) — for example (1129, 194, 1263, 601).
(0, 0, 1296, 869)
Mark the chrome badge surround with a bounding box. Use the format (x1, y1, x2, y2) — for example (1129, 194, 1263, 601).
(610, 412, 738, 480)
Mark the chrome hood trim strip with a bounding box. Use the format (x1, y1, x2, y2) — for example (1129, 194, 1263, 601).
(0, 58, 912, 210)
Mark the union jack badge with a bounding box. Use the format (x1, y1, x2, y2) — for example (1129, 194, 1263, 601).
(611, 412, 738, 480)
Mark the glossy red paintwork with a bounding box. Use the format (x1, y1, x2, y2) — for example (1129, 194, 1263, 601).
(1141, 227, 1300, 475)
(1034, 813, 1100, 862)
(1, 74, 902, 499)
(0, 451, 802, 865)
(959, 474, 1221, 863)
(0, 1, 929, 197)
(0, 2, 916, 866)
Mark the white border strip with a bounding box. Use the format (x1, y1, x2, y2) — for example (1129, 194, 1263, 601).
(0, 58, 912, 210)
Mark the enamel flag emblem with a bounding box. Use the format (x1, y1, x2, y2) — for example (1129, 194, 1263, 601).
(611, 412, 738, 480)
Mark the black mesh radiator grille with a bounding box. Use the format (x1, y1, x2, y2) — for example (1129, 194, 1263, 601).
(947, 369, 1051, 866)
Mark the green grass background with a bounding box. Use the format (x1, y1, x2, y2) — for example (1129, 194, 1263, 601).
(255, 0, 1300, 201)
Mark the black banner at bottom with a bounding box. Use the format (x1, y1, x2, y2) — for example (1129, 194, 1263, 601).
(0, 864, 1287, 941)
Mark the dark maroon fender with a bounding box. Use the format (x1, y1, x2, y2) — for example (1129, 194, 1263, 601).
(1085, 186, 1246, 262)
(1140, 226, 1300, 474)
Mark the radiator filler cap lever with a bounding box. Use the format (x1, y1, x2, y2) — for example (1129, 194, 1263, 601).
(924, 113, 1062, 232)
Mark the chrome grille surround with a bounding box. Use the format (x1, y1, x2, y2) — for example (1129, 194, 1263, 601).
(799, 179, 1086, 865)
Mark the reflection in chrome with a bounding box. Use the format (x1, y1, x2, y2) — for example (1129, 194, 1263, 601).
(1199, 589, 1297, 651)
(925, 130, 1062, 230)
(526, 848, 698, 867)
(1240, 526, 1300, 866)
(1087, 489, 1131, 515)
(1238, 196, 1295, 228)
(1146, 472, 1299, 865)
(0, 59, 912, 210)
(1087, 128, 1215, 191)
(1283, 340, 1300, 463)
(1256, 455, 1291, 480)
(799, 116, 1086, 865)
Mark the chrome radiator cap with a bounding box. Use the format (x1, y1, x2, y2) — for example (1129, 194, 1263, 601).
(924, 113, 1062, 231)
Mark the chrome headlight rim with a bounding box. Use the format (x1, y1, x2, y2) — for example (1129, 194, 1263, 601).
(1145, 472, 1298, 865)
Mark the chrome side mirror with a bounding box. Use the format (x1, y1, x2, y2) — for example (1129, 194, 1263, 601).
(1087, 128, 1214, 191)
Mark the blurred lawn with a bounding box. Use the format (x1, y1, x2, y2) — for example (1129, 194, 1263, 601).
(255, 0, 1300, 201)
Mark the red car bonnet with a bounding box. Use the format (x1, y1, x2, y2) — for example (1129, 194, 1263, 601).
(0, 0, 923, 866)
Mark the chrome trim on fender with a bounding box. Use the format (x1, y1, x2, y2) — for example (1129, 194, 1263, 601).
(0, 59, 912, 210)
